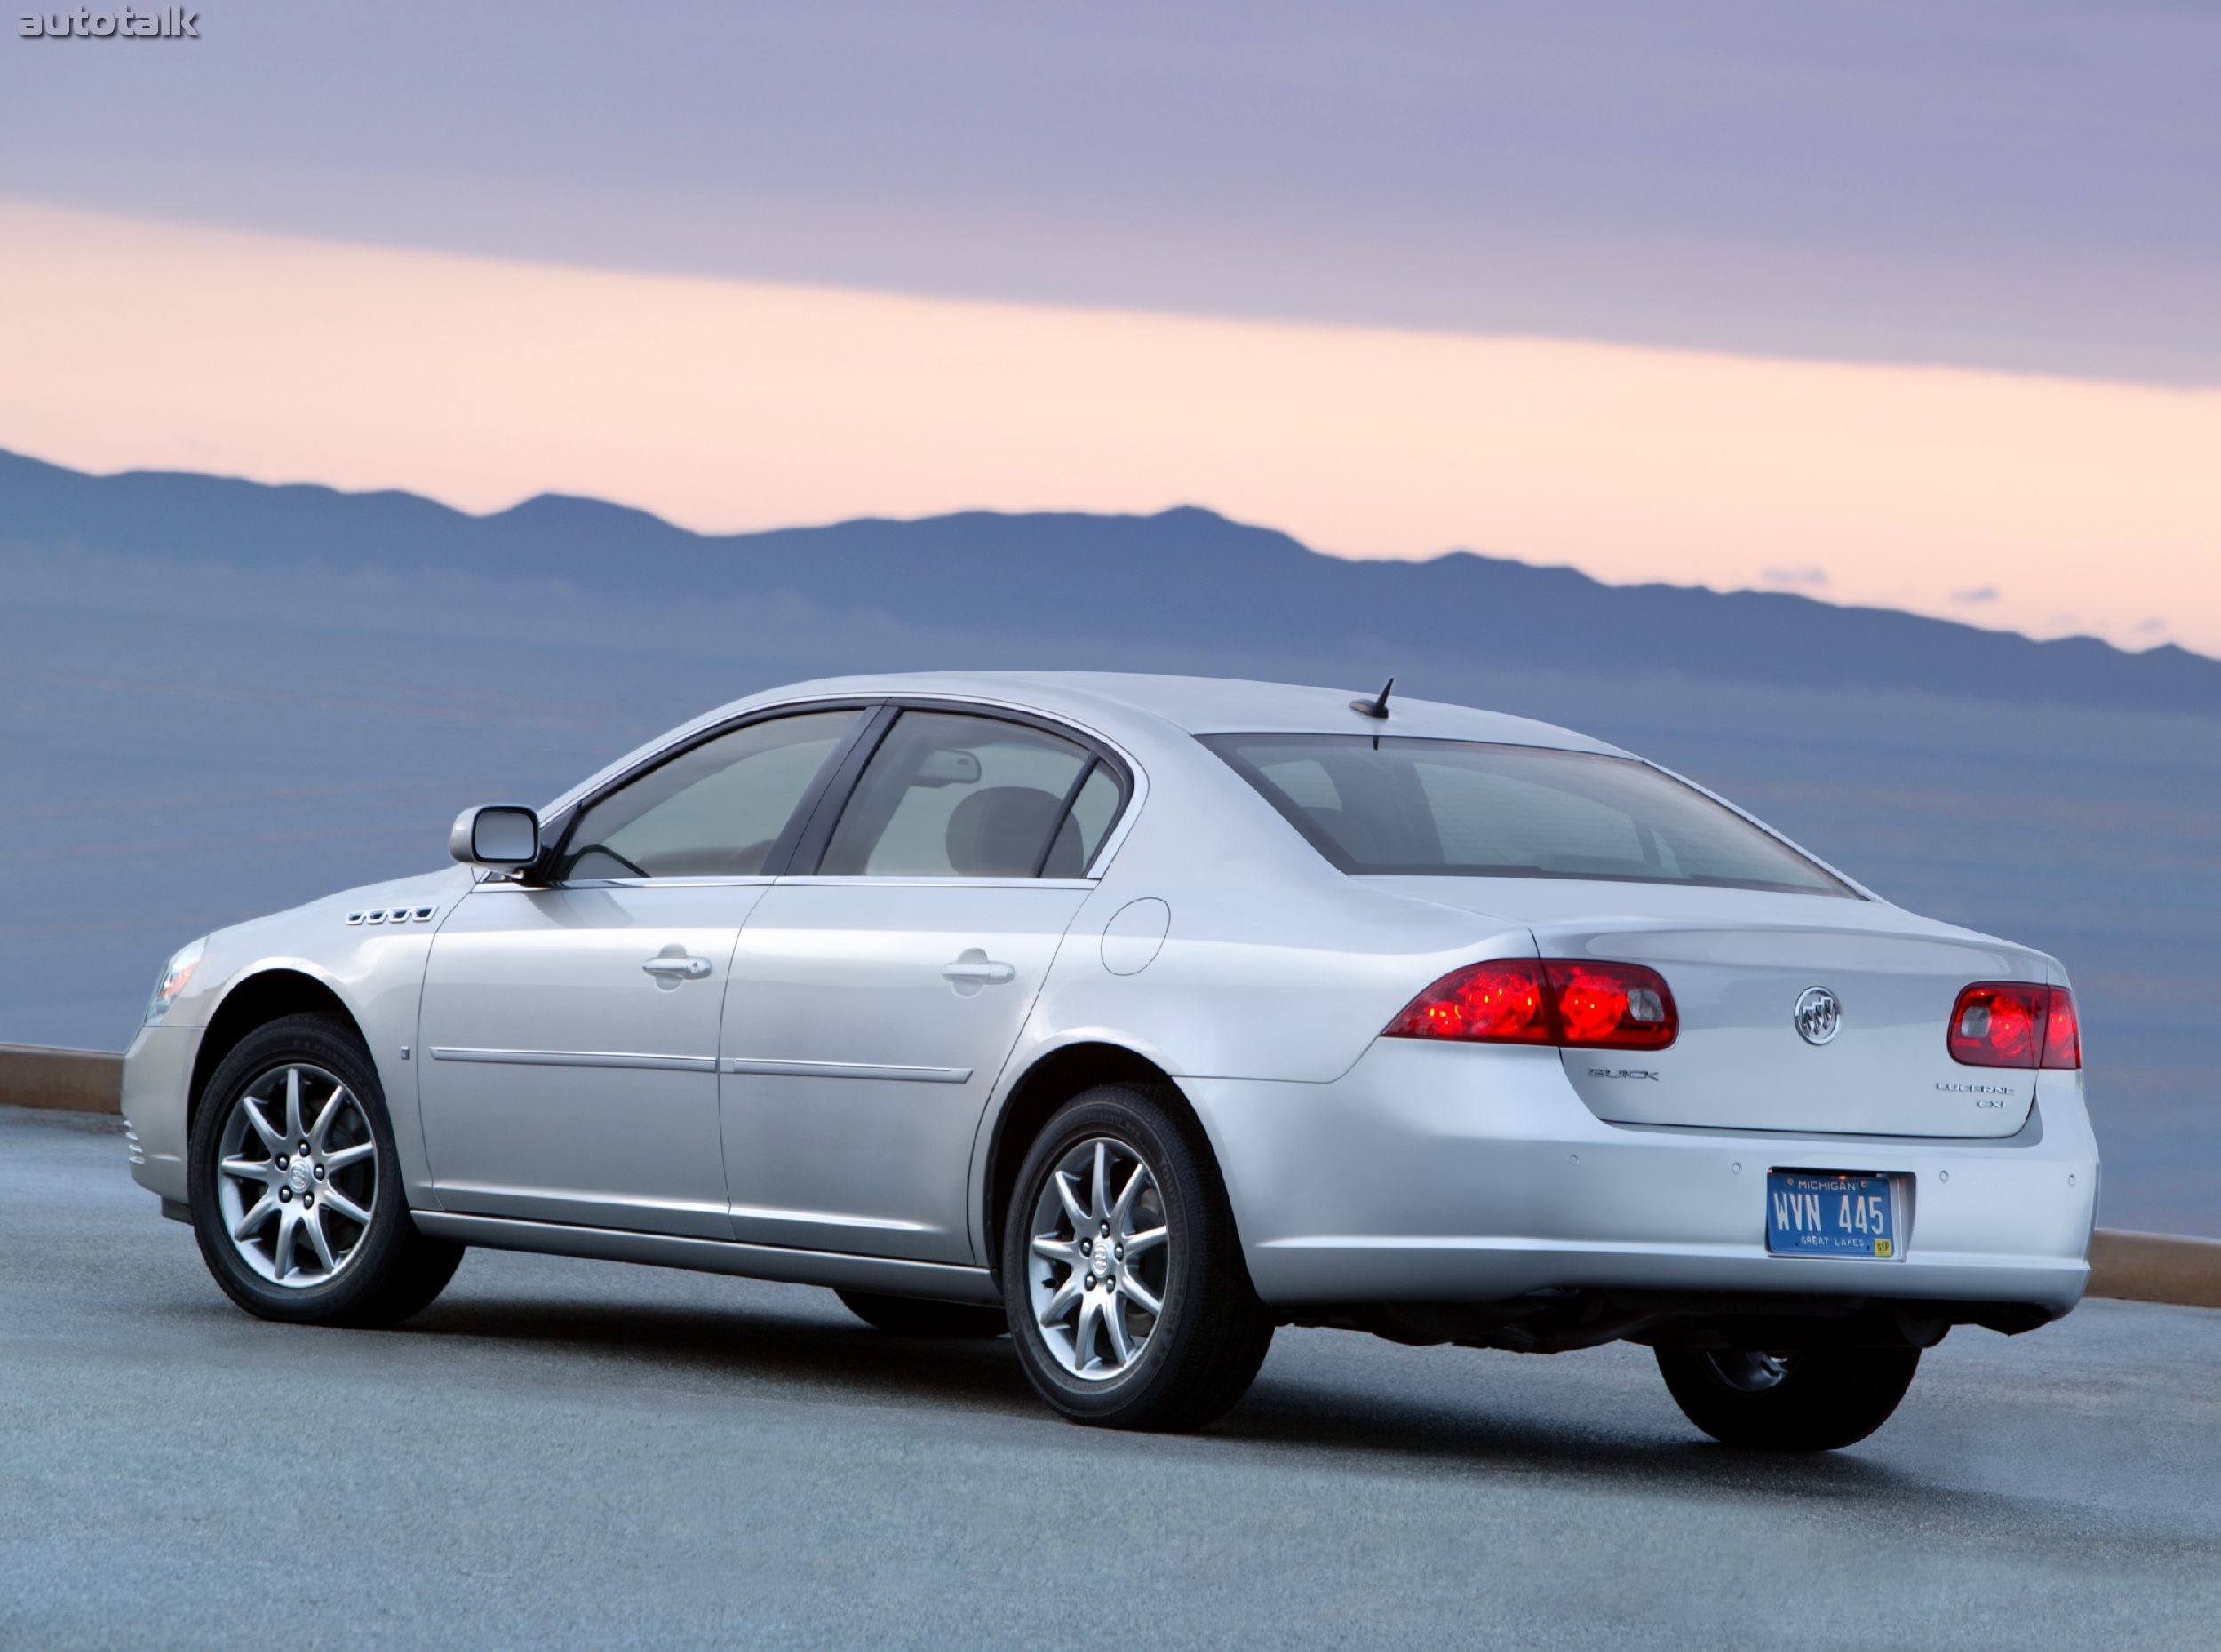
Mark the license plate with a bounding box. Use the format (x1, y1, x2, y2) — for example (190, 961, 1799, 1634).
(1766, 1171, 1899, 1259)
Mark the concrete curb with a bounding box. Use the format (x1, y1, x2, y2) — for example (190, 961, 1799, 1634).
(4, 1043, 2217, 1312)
(1, 1043, 123, 1115)
(2087, 1229, 2221, 1312)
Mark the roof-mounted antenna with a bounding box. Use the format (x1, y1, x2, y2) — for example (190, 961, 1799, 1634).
(1349, 676, 1395, 720)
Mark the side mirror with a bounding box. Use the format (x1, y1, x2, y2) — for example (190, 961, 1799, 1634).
(450, 804, 541, 869)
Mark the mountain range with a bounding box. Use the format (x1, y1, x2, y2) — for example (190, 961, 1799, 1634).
(4, 447, 2212, 718)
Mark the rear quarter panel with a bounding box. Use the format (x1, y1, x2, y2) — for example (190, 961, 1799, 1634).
(1023, 749, 1532, 1084)
(971, 748, 1534, 1260)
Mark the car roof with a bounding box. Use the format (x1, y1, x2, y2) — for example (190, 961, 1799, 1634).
(543, 671, 1628, 819)
(758, 671, 1627, 755)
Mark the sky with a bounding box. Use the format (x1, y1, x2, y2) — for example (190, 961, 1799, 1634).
(4, 0, 2217, 654)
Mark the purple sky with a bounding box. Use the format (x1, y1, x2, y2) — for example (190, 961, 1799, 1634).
(6, 0, 2216, 384)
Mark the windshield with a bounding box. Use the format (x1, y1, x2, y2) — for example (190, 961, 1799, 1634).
(1202, 734, 1853, 896)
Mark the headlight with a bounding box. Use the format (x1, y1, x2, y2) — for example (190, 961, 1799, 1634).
(145, 938, 206, 1025)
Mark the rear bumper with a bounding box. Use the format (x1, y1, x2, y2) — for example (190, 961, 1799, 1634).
(121, 1022, 200, 1205)
(1187, 1042, 2098, 1316)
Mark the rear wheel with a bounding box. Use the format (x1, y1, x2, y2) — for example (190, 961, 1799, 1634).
(835, 1290, 1007, 1339)
(187, 1013, 463, 1327)
(1000, 1083, 1273, 1431)
(1655, 1346, 1921, 1450)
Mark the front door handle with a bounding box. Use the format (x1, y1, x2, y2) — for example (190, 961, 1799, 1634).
(940, 951, 1015, 987)
(642, 955, 712, 981)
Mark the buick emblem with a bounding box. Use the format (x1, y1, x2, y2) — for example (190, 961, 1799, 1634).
(1794, 986, 1843, 1045)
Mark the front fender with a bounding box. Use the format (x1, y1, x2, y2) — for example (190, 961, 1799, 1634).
(158, 866, 470, 1211)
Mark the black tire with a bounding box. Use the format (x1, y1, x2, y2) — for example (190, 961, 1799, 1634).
(999, 1083, 1273, 1431)
(835, 1289, 1007, 1339)
(187, 1013, 463, 1328)
(1655, 1346, 1921, 1450)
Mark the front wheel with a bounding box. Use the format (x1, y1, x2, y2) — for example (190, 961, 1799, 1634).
(1000, 1084, 1273, 1431)
(187, 1013, 463, 1328)
(1655, 1346, 1921, 1451)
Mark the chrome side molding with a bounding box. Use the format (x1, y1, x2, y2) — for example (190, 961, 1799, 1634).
(421, 1049, 973, 1082)
(720, 1056, 974, 1084)
(427, 1047, 718, 1074)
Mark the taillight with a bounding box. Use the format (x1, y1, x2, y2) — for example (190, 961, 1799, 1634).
(2041, 988, 2081, 1070)
(1382, 958, 1552, 1044)
(1547, 961, 1678, 1050)
(1948, 982, 2081, 1070)
(1384, 958, 1677, 1051)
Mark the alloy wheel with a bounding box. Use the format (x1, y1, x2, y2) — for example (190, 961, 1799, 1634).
(1024, 1136, 1172, 1380)
(213, 1063, 379, 1288)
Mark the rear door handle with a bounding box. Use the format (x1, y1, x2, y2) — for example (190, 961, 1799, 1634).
(940, 952, 1015, 986)
(642, 956, 712, 981)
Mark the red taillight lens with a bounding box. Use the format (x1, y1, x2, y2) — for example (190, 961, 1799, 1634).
(1949, 984, 2043, 1067)
(1384, 958, 1676, 1050)
(2040, 987, 2081, 1070)
(1948, 982, 2081, 1070)
(1383, 958, 1551, 1044)
(1544, 960, 1679, 1050)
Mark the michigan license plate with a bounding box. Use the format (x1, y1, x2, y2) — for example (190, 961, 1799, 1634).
(1766, 1171, 1899, 1259)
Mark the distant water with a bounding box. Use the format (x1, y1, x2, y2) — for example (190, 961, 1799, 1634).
(5, 541, 2216, 1235)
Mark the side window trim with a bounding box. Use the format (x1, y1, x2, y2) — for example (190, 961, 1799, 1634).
(777, 703, 901, 879)
(786, 700, 1134, 880)
(1031, 757, 1099, 879)
(540, 700, 884, 886)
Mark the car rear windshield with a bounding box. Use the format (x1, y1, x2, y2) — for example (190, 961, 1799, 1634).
(1201, 734, 1854, 896)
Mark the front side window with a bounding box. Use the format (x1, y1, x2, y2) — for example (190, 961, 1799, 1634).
(820, 711, 1116, 878)
(1203, 734, 1851, 896)
(556, 710, 858, 880)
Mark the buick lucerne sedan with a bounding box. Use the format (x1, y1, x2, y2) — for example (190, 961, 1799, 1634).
(123, 672, 2098, 1446)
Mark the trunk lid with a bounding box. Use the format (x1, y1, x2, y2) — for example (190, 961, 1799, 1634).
(1367, 878, 2054, 1139)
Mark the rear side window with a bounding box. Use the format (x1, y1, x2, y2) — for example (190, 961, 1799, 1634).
(1204, 734, 1851, 896)
(821, 711, 1120, 878)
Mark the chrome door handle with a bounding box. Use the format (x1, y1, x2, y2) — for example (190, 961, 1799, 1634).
(940, 956, 1015, 986)
(642, 956, 712, 980)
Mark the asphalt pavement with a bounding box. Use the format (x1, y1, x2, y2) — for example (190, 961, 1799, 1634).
(5, 1104, 2217, 1650)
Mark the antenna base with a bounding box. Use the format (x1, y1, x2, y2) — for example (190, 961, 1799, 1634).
(1350, 675, 1396, 720)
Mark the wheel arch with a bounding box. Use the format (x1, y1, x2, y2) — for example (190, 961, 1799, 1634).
(980, 1038, 1232, 1275)
(187, 967, 368, 1133)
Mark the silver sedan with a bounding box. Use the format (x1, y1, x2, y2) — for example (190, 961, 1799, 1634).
(123, 672, 2097, 1445)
